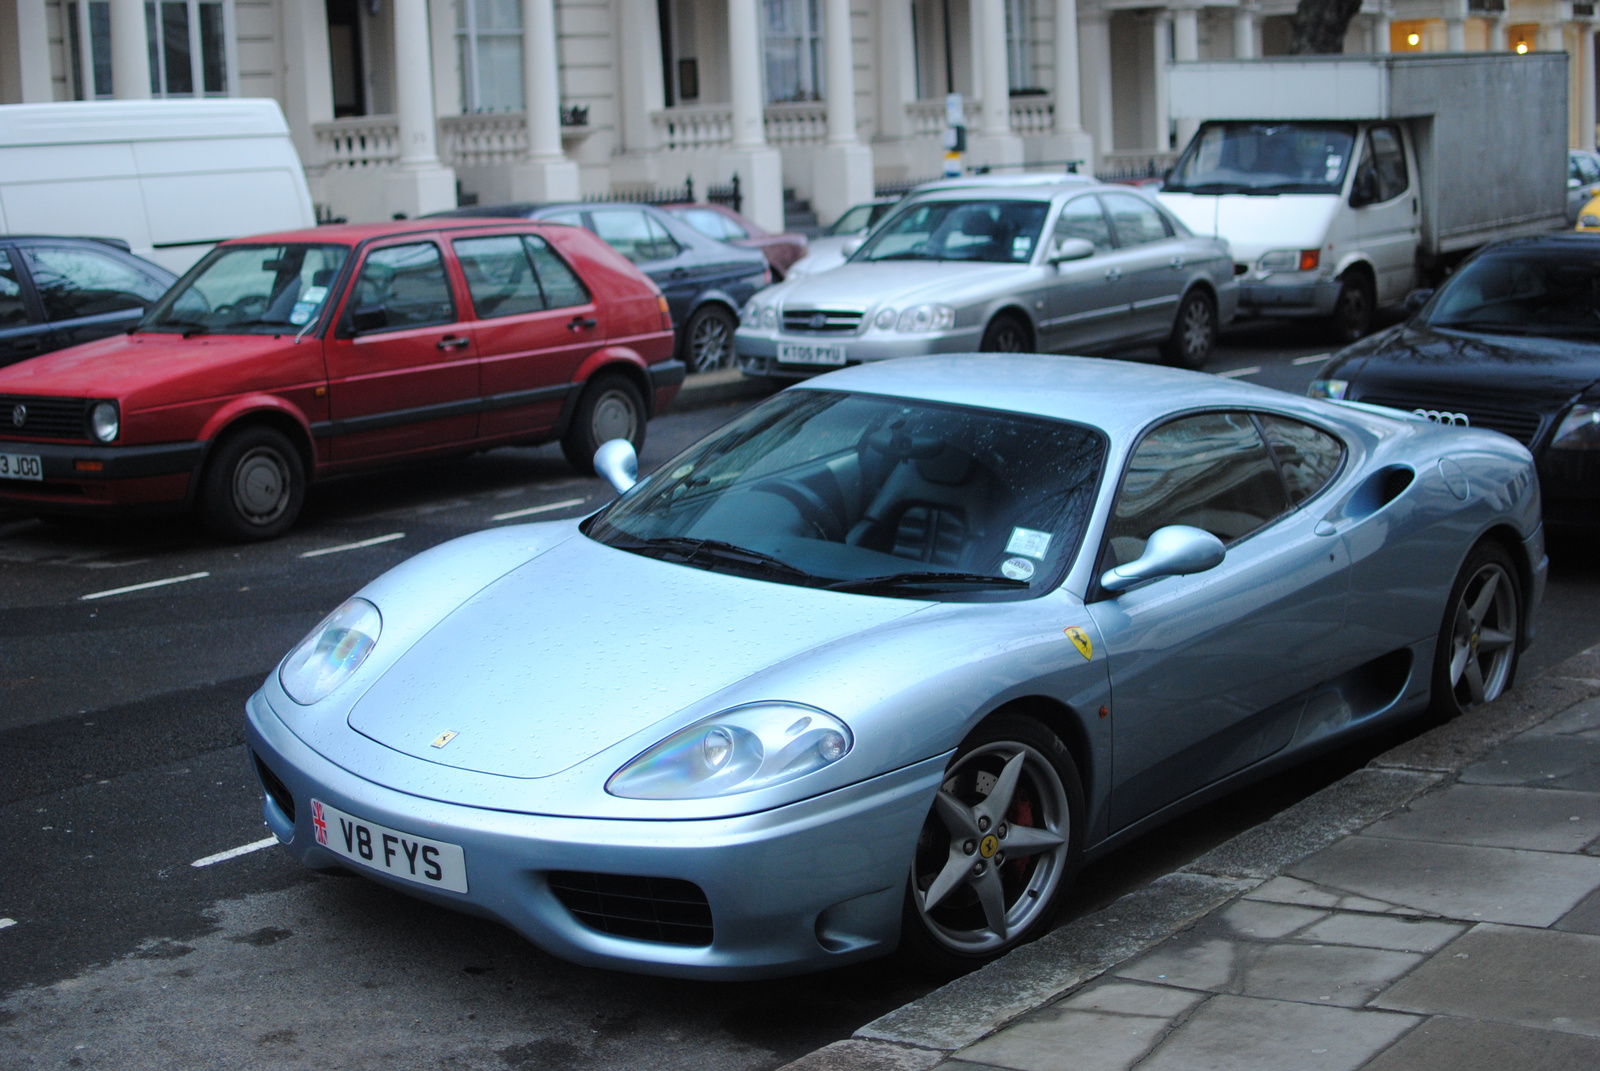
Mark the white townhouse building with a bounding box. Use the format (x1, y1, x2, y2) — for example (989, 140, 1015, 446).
(0, 0, 1593, 229)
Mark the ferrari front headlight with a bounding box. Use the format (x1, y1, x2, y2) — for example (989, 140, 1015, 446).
(1551, 404, 1600, 450)
(606, 702, 853, 799)
(279, 597, 381, 705)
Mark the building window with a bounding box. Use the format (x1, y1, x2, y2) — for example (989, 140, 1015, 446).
(456, 0, 524, 112)
(1005, 0, 1034, 92)
(763, 0, 823, 103)
(67, 0, 231, 99)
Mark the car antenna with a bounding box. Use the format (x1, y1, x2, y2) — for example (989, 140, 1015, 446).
(292, 312, 319, 345)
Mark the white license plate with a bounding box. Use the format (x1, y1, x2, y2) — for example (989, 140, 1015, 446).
(311, 799, 468, 893)
(778, 342, 847, 366)
(0, 452, 42, 481)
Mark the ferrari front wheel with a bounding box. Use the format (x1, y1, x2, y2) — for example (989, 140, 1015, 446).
(900, 713, 1082, 976)
(1429, 541, 1522, 720)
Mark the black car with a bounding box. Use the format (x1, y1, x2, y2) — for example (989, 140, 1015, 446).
(432, 202, 770, 373)
(0, 236, 176, 368)
(1310, 234, 1600, 527)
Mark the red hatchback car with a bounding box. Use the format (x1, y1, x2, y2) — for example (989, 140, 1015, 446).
(0, 220, 681, 540)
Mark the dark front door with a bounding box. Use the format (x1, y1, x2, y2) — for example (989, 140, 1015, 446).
(0, 248, 52, 367)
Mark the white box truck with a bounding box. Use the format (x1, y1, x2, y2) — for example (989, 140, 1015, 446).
(1158, 53, 1568, 341)
(0, 99, 316, 274)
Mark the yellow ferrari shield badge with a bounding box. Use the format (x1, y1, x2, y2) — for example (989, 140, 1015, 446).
(1064, 626, 1093, 661)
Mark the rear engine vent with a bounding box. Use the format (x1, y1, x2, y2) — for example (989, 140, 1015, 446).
(547, 871, 713, 947)
(252, 751, 296, 824)
(0, 395, 90, 440)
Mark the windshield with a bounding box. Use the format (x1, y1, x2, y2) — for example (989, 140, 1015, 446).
(828, 202, 891, 236)
(1425, 249, 1600, 338)
(143, 244, 350, 335)
(1165, 122, 1357, 195)
(854, 200, 1051, 264)
(584, 390, 1106, 600)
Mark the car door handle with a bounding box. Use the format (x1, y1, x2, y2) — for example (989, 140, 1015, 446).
(436, 335, 471, 350)
(10, 337, 43, 353)
(1104, 268, 1122, 281)
(670, 268, 690, 279)
(1169, 257, 1185, 270)
(568, 315, 598, 331)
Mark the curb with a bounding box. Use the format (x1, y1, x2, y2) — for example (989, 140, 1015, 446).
(779, 644, 1600, 1071)
(668, 368, 780, 413)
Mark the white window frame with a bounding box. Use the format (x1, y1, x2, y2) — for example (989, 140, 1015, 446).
(68, 0, 235, 99)
(761, 0, 824, 103)
(455, 0, 525, 113)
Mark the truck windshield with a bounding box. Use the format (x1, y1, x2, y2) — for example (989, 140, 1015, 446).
(1426, 248, 1600, 339)
(141, 244, 350, 335)
(1165, 122, 1357, 195)
(854, 200, 1051, 263)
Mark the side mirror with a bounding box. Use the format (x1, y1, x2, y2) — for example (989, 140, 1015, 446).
(1403, 288, 1435, 314)
(1100, 525, 1225, 593)
(594, 438, 638, 494)
(1048, 237, 1096, 264)
(350, 305, 389, 333)
(841, 238, 864, 257)
(1570, 177, 1582, 190)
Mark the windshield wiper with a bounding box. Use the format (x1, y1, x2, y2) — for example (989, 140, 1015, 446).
(1431, 320, 1546, 336)
(827, 570, 1030, 594)
(141, 319, 211, 337)
(611, 535, 817, 582)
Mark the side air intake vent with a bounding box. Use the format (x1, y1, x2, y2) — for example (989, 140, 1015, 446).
(546, 871, 713, 946)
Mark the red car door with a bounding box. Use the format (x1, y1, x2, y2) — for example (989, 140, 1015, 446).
(323, 237, 479, 462)
(450, 230, 606, 440)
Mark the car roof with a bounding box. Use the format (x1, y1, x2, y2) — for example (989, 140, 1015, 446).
(795, 354, 1351, 442)
(913, 173, 1097, 195)
(1481, 233, 1600, 253)
(219, 218, 578, 245)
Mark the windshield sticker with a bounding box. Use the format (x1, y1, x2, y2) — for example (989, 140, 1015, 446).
(1001, 557, 1035, 581)
(1064, 626, 1093, 661)
(1006, 527, 1053, 559)
(1012, 235, 1034, 258)
(302, 286, 328, 304)
(288, 304, 315, 325)
(1324, 154, 1344, 181)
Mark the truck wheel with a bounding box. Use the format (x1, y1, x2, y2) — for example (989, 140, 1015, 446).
(1158, 290, 1216, 370)
(1327, 272, 1374, 344)
(198, 426, 305, 542)
(561, 373, 646, 475)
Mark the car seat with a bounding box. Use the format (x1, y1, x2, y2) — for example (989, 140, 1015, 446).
(846, 436, 995, 568)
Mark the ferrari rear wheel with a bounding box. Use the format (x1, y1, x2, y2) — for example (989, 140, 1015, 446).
(1429, 541, 1522, 720)
(901, 713, 1082, 976)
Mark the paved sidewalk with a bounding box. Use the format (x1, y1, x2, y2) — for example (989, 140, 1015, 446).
(786, 647, 1600, 1071)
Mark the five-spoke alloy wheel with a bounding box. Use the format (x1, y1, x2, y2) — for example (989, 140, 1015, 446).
(902, 714, 1082, 973)
(1431, 541, 1521, 719)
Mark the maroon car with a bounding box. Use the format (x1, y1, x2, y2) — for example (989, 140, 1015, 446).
(664, 203, 808, 281)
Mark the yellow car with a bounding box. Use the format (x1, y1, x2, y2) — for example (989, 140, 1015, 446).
(1577, 192, 1600, 230)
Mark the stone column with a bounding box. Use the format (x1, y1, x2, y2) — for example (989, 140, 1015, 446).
(109, 0, 151, 98)
(509, 0, 580, 200)
(0, 0, 50, 102)
(1040, 0, 1094, 166)
(1171, 5, 1199, 149)
(1153, 12, 1171, 151)
(1444, 0, 1467, 51)
(384, 0, 457, 218)
(969, 0, 1025, 167)
(1540, 20, 1563, 52)
(809, 0, 873, 225)
(1581, 23, 1597, 149)
(1488, 16, 1507, 51)
(876, 0, 916, 140)
(616, 0, 665, 167)
(1374, 8, 1392, 52)
(280, 0, 334, 179)
(1079, 9, 1114, 170)
(721, 0, 783, 231)
(1234, 3, 1257, 58)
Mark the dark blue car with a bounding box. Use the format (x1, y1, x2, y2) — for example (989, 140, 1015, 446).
(433, 202, 770, 372)
(0, 236, 176, 368)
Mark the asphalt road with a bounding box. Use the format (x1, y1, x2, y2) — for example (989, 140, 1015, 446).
(3, 328, 1598, 1070)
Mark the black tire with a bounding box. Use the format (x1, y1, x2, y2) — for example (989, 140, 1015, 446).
(1428, 540, 1523, 721)
(979, 314, 1033, 353)
(561, 373, 647, 475)
(1326, 271, 1375, 344)
(899, 712, 1084, 978)
(1158, 289, 1217, 370)
(683, 304, 737, 373)
(197, 425, 305, 542)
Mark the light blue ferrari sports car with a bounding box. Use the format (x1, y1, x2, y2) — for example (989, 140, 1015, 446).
(246, 354, 1544, 978)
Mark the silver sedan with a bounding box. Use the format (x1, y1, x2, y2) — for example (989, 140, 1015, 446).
(736, 180, 1239, 377)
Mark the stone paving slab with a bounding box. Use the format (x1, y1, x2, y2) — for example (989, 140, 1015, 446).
(1116, 935, 1424, 1008)
(1556, 886, 1600, 934)
(1524, 694, 1600, 737)
(1361, 784, 1600, 853)
(1242, 876, 1430, 917)
(1456, 735, 1600, 791)
(1372, 923, 1600, 1038)
(1295, 913, 1465, 954)
(1132, 995, 1417, 1071)
(1361, 1016, 1600, 1071)
(1286, 836, 1600, 926)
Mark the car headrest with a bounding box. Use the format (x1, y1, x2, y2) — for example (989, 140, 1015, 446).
(916, 445, 977, 486)
(867, 429, 945, 459)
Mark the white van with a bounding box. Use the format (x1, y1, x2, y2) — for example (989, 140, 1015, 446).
(0, 99, 315, 274)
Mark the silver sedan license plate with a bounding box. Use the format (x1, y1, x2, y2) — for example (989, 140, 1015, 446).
(311, 799, 468, 893)
(0, 452, 42, 481)
(778, 342, 847, 366)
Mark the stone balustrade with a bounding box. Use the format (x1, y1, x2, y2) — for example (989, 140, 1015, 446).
(763, 101, 829, 146)
(1009, 96, 1055, 134)
(439, 113, 530, 168)
(652, 104, 735, 151)
(313, 116, 401, 169)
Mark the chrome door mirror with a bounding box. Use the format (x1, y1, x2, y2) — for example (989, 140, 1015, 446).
(841, 237, 864, 258)
(1048, 237, 1096, 264)
(594, 438, 638, 495)
(1101, 525, 1226, 593)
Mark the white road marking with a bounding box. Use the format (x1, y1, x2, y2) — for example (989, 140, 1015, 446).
(1292, 353, 1333, 365)
(1216, 366, 1261, 379)
(299, 532, 406, 558)
(492, 497, 587, 522)
(0, 918, 16, 930)
(80, 571, 210, 601)
(191, 836, 280, 868)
